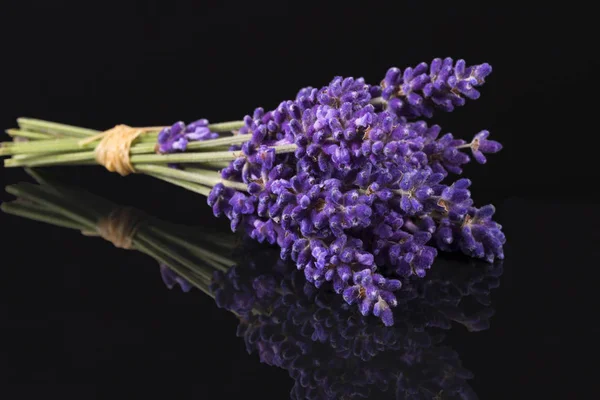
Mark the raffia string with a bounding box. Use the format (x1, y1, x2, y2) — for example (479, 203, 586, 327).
(81, 207, 146, 250)
(79, 125, 165, 176)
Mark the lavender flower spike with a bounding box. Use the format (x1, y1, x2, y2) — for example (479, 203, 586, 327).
(378, 58, 492, 118)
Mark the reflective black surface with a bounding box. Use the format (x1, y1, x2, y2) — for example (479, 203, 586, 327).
(1, 2, 597, 399)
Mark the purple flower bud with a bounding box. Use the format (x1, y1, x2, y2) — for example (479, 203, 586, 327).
(343, 286, 361, 304)
(335, 264, 351, 281)
(355, 252, 374, 266)
(384, 67, 401, 86)
(359, 297, 373, 316)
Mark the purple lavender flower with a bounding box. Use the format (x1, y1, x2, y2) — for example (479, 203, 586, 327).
(393, 167, 445, 215)
(468, 130, 503, 164)
(434, 205, 505, 262)
(342, 270, 400, 326)
(156, 119, 219, 154)
(378, 58, 492, 118)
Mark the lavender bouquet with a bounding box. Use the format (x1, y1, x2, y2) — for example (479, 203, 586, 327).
(2, 172, 503, 399)
(1, 58, 504, 325)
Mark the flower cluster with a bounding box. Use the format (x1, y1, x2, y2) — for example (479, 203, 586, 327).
(377, 57, 493, 118)
(156, 119, 219, 154)
(160, 58, 504, 325)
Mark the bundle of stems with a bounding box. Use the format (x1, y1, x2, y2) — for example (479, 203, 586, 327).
(1, 118, 291, 196)
(1, 168, 246, 301)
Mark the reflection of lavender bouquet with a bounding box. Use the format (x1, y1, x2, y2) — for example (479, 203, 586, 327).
(1, 169, 242, 299)
(2, 58, 504, 325)
(209, 239, 501, 399)
(2, 171, 502, 399)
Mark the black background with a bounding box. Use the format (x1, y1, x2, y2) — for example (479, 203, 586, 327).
(0, 1, 598, 399)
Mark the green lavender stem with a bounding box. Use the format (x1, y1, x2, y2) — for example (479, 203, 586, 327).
(180, 133, 250, 149)
(370, 97, 387, 108)
(2, 128, 158, 145)
(145, 173, 212, 196)
(16, 118, 245, 138)
(4, 151, 97, 167)
(135, 164, 247, 191)
(5, 129, 57, 140)
(187, 161, 231, 169)
(17, 118, 99, 138)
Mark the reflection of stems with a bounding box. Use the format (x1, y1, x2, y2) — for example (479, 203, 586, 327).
(5, 184, 98, 231)
(1, 170, 238, 301)
(131, 237, 244, 318)
(136, 230, 213, 281)
(0, 201, 82, 229)
(148, 227, 232, 271)
(134, 237, 212, 296)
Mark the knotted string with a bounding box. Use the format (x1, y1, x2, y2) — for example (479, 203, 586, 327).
(79, 125, 165, 176)
(81, 207, 146, 250)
